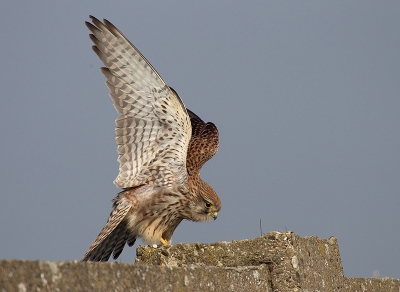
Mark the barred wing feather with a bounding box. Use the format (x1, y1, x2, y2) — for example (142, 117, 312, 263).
(86, 16, 191, 190)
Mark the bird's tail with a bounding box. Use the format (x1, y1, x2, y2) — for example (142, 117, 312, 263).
(81, 196, 134, 261)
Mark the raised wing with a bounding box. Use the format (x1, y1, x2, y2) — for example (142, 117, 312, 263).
(186, 109, 219, 174)
(86, 16, 191, 190)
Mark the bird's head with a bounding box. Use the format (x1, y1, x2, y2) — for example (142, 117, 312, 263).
(189, 181, 221, 222)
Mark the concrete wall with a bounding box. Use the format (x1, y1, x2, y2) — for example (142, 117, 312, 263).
(1, 231, 399, 291)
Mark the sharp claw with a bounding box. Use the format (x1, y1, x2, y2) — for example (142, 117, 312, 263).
(160, 237, 168, 245)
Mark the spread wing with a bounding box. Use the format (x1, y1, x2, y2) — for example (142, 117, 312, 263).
(186, 109, 219, 173)
(86, 16, 191, 190)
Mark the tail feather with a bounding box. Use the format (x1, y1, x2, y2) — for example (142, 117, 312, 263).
(82, 221, 129, 261)
(96, 223, 123, 261)
(94, 227, 121, 261)
(127, 234, 137, 247)
(81, 195, 132, 261)
(112, 223, 130, 260)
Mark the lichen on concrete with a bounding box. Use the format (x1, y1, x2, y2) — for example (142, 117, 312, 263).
(136, 231, 344, 291)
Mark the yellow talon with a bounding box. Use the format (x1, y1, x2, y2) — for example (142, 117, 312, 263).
(160, 237, 168, 245)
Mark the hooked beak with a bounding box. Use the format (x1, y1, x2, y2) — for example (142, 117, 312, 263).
(212, 211, 218, 220)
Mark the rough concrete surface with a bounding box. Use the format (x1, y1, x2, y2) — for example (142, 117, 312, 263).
(1, 231, 399, 292)
(344, 277, 400, 292)
(0, 260, 269, 292)
(137, 231, 344, 291)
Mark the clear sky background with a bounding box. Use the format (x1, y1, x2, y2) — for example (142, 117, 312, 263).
(1, 1, 399, 279)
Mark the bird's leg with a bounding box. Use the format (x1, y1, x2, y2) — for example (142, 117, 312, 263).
(160, 237, 168, 245)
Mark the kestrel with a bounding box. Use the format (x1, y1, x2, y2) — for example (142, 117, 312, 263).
(82, 16, 221, 262)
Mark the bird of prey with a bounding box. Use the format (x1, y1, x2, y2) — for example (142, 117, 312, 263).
(82, 16, 221, 262)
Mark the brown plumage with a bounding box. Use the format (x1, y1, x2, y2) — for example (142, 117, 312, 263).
(82, 16, 221, 262)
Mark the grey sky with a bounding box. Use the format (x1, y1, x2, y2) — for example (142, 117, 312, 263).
(1, 1, 399, 278)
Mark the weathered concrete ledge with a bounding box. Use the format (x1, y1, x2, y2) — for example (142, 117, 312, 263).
(1, 231, 399, 291)
(0, 260, 269, 292)
(137, 231, 343, 291)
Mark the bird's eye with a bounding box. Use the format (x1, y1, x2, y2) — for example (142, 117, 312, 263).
(205, 202, 212, 208)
